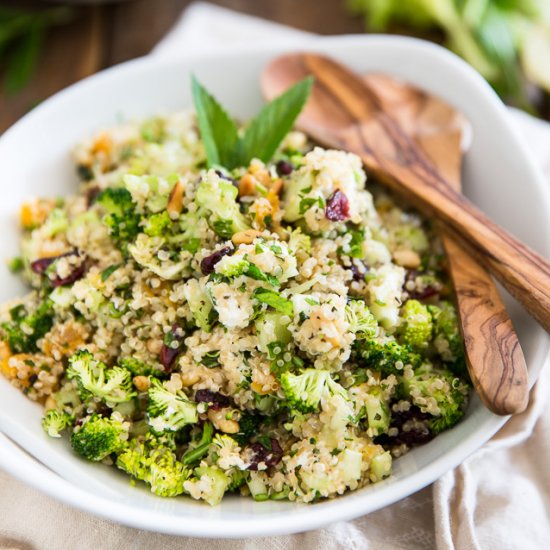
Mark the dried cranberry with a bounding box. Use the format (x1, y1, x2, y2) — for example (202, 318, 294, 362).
(325, 190, 350, 221)
(276, 160, 294, 176)
(85, 186, 101, 207)
(52, 262, 87, 288)
(411, 286, 439, 301)
(30, 257, 57, 275)
(404, 271, 439, 301)
(200, 246, 233, 275)
(379, 406, 434, 448)
(31, 251, 87, 287)
(247, 438, 283, 471)
(397, 426, 434, 446)
(350, 263, 368, 282)
(194, 389, 231, 410)
(159, 324, 185, 372)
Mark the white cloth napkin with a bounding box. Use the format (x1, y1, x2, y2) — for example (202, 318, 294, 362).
(1, 3, 550, 549)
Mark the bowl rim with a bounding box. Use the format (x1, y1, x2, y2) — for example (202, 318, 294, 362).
(1, 33, 549, 538)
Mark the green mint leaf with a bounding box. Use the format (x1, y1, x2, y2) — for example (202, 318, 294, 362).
(191, 75, 239, 168)
(253, 288, 294, 316)
(237, 76, 313, 166)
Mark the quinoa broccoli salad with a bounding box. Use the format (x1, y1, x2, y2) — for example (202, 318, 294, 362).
(0, 78, 470, 506)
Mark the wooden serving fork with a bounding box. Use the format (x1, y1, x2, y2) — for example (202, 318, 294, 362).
(262, 55, 530, 415)
(363, 74, 527, 415)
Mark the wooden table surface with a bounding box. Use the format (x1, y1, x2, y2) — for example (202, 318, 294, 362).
(0, 0, 364, 132)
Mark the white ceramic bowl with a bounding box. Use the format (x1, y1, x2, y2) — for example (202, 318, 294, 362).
(1, 35, 549, 538)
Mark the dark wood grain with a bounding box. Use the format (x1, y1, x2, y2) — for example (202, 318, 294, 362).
(262, 53, 550, 338)
(0, 0, 363, 133)
(0, 5, 105, 132)
(364, 75, 528, 414)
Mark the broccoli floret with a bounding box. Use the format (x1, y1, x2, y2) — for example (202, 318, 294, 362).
(96, 187, 141, 248)
(228, 469, 249, 492)
(363, 386, 390, 436)
(354, 338, 421, 376)
(147, 379, 198, 433)
(280, 369, 348, 414)
(41, 409, 73, 438)
(401, 364, 469, 434)
(210, 433, 241, 465)
(195, 170, 250, 238)
(117, 438, 189, 497)
(1, 300, 54, 353)
(143, 211, 172, 237)
(116, 439, 149, 480)
(400, 299, 433, 351)
(124, 174, 175, 213)
(215, 256, 249, 278)
(345, 300, 378, 338)
(118, 357, 161, 378)
(70, 414, 128, 461)
(233, 413, 262, 447)
(429, 301, 466, 375)
(67, 350, 136, 404)
(148, 447, 189, 497)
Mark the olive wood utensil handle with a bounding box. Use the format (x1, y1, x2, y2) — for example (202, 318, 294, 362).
(263, 53, 550, 336)
(363, 75, 528, 415)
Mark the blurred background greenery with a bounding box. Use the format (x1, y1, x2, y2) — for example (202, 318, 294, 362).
(347, 0, 550, 114)
(1, 0, 550, 118)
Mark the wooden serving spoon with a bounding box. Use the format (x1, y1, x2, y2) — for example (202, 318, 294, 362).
(362, 74, 527, 415)
(262, 53, 550, 338)
(262, 56, 528, 414)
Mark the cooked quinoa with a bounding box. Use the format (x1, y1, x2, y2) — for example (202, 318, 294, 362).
(0, 110, 470, 505)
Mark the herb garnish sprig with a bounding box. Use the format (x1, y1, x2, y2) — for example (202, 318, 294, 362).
(191, 75, 313, 169)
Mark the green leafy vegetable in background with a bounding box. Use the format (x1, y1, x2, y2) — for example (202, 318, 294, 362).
(346, 0, 550, 113)
(0, 6, 74, 95)
(192, 75, 313, 169)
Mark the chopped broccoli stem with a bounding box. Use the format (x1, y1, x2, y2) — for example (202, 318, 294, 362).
(364, 386, 391, 436)
(195, 170, 250, 236)
(182, 422, 214, 465)
(191, 465, 231, 506)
